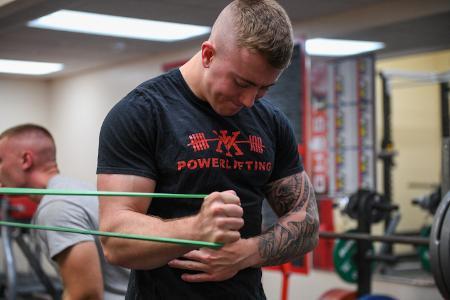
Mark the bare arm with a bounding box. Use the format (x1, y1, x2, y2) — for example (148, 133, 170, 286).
(55, 242, 103, 300)
(168, 170, 319, 281)
(258, 170, 319, 266)
(98, 173, 244, 270)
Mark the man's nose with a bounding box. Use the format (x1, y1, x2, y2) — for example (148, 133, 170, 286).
(239, 89, 258, 108)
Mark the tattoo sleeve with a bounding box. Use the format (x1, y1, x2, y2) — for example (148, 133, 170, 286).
(258, 171, 319, 266)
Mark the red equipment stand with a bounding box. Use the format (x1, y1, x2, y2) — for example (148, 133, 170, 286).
(263, 254, 310, 300)
(314, 198, 335, 271)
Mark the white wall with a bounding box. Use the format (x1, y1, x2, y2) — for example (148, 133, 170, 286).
(0, 77, 50, 131)
(49, 47, 197, 184)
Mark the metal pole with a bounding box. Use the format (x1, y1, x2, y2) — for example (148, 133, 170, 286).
(440, 82, 450, 196)
(16, 235, 61, 299)
(380, 72, 394, 254)
(319, 231, 429, 245)
(1, 199, 16, 300)
(440, 82, 449, 139)
(356, 193, 372, 296)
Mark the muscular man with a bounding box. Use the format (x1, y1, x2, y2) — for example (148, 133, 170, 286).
(97, 0, 319, 299)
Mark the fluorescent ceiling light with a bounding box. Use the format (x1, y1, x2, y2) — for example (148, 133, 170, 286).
(306, 38, 385, 57)
(0, 59, 63, 75)
(28, 9, 211, 42)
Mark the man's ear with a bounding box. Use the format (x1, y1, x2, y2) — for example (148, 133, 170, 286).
(21, 150, 33, 170)
(201, 41, 215, 68)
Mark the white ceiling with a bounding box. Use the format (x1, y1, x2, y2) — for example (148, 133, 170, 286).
(0, 0, 449, 78)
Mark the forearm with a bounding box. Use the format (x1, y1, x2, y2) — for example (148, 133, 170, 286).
(100, 209, 199, 269)
(98, 174, 200, 269)
(230, 216, 319, 270)
(165, 173, 318, 282)
(257, 171, 319, 266)
(98, 175, 244, 271)
(257, 208, 318, 266)
(101, 192, 243, 269)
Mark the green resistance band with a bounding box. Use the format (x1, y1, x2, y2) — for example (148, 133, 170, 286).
(0, 187, 207, 199)
(0, 221, 222, 249)
(0, 187, 220, 248)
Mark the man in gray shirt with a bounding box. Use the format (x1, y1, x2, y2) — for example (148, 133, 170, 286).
(0, 123, 129, 299)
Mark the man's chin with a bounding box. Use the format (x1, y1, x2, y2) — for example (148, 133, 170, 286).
(213, 106, 243, 117)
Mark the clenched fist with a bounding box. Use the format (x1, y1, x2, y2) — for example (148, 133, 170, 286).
(194, 190, 244, 244)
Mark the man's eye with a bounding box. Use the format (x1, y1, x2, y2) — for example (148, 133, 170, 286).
(235, 80, 250, 88)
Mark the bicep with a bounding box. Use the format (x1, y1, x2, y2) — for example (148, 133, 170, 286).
(264, 171, 314, 217)
(97, 174, 156, 215)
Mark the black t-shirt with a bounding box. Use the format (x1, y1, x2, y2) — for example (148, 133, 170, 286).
(97, 69, 303, 299)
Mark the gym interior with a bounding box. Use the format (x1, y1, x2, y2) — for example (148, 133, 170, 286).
(0, 0, 449, 299)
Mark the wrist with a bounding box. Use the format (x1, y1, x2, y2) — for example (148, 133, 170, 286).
(178, 215, 200, 241)
(236, 237, 263, 269)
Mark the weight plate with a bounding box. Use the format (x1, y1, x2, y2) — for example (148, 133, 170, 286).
(418, 226, 431, 272)
(333, 229, 374, 283)
(439, 196, 450, 296)
(334, 237, 358, 283)
(430, 191, 450, 299)
(343, 190, 387, 224)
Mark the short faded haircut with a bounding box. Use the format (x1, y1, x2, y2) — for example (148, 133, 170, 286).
(229, 0, 294, 69)
(0, 124, 56, 162)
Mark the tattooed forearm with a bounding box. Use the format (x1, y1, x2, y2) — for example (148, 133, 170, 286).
(259, 171, 319, 266)
(263, 173, 302, 215)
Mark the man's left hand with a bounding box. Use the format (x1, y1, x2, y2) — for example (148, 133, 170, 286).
(168, 240, 250, 282)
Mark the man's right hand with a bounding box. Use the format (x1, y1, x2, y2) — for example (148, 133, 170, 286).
(194, 190, 244, 244)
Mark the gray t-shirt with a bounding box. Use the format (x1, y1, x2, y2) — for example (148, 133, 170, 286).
(33, 175, 129, 299)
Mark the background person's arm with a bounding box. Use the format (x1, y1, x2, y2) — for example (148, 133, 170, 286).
(98, 173, 244, 270)
(55, 241, 103, 300)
